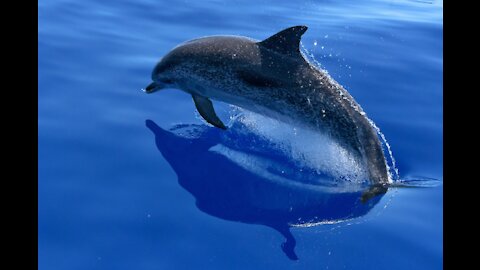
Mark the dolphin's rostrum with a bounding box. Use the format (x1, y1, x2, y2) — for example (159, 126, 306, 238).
(146, 26, 390, 194)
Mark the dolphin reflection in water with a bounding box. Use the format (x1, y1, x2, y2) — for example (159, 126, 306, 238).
(146, 119, 384, 260)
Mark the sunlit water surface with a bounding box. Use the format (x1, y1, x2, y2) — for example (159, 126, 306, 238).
(39, 0, 442, 269)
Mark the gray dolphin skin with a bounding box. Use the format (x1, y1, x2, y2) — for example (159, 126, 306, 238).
(145, 26, 390, 194)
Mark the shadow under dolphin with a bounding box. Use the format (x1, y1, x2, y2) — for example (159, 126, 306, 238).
(146, 119, 384, 260)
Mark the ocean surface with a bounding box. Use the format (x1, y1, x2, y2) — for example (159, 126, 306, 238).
(38, 0, 443, 269)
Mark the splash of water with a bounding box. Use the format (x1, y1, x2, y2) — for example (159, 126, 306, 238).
(226, 107, 369, 185)
(300, 42, 400, 182)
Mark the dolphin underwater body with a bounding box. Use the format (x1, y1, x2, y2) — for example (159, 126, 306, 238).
(145, 26, 390, 195)
(145, 119, 385, 260)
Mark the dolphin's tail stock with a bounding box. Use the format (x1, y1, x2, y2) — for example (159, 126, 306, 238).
(360, 184, 389, 203)
(360, 177, 442, 203)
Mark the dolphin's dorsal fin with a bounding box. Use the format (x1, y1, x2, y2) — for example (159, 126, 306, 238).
(192, 95, 227, 130)
(258, 26, 308, 56)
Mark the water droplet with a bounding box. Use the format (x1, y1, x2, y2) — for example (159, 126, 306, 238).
(313, 40, 318, 46)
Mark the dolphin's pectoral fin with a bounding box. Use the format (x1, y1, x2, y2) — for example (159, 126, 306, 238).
(192, 95, 227, 130)
(276, 225, 298, 261)
(258, 25, 308, 56)
(237, 70, 281, 88)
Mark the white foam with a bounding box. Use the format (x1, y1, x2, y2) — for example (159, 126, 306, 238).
(209, 143, 367, 193)
(300, 43, 399, 183)
(227, 108, 369, 184)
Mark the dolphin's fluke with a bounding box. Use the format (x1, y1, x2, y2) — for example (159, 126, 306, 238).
(258, 25, 308, 56)
(192, 94, 227, 130)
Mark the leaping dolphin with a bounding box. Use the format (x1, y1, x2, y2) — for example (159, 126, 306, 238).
(145, 26, 390, 194)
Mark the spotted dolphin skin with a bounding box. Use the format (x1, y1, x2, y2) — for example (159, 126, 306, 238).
(145, 26, 390, 195)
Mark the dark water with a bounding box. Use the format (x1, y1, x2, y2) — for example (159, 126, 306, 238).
(39, 0, 443, 269)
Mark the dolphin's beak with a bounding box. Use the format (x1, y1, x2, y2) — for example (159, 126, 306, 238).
(143, 82, 162, 94)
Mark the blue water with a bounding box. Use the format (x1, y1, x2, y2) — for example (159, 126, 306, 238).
(39, 0, 443, 269)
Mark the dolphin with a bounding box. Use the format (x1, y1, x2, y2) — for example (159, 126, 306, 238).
(145, 26, 390, 195)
